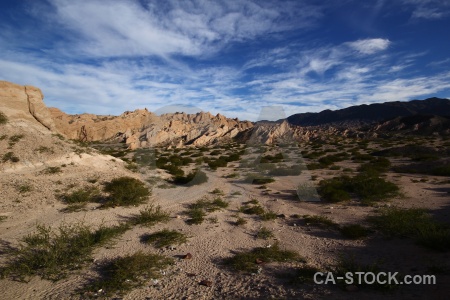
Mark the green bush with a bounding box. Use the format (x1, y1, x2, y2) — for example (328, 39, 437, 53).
(268, 165, 303, 176)
(172, 169, 208, 186)
(2, 152, 20, 163)
(303, 215, 339, 229)
(318, 172, 399, 203)
(0, 222, 129, 281)
(358, 157, 391, 173)
(256, 227, 274, 239)
(0, 111, 7, 124)
(224, 243, 300, 273)
(103, 177, 150, 207)
(82, 252, 173, 296)
(60, 187, 100, 204)
(141, 229, 187, 248)
(129, 205, 170, 226)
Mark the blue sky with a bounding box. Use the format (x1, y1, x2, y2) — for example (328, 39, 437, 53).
(1, 0, 449, 121)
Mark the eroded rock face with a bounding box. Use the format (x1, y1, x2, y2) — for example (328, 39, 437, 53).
(50, 109, 254, 149)
(0, 81, 56, 132)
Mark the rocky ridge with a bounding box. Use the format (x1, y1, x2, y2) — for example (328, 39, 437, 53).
(50, 107, 254, 149)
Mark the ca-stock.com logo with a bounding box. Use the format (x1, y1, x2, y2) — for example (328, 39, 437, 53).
(132, 104, 320, 202)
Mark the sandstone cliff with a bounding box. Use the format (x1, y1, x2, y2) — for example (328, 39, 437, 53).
(50, 108, 254, 149)
(0, 81, 56, 132)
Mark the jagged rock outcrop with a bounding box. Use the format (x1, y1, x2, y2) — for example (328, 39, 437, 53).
(0, 81, 56, 132)
(50, 109, 254, 149)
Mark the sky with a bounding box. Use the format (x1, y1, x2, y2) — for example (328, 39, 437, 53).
(0, 0, 450, 121)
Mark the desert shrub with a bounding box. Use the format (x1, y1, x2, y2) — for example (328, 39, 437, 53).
(141, 229, 187, 248)
(351, 153, 375, 162)
(368, 207, 450, 251)
(340, 224, 370, 239)
(350, 173, 399, 202)
(208, 158, 228, 170)
(318, 173, 398, 203)
(239, 203, 265, 215)
(358, 157, 391, 173)
(372, 145, 444, 160)
(0, 111, 7, 124)
(394, 161, 450, 176)
(0, 222, 129, 282)
(185, 197, 228, 225)
(224, 243, 300, 273)
(268, 165, 303, 176)
(172, 169, 208, 186)
(2, 152, 19, 163)
(82, 252, 173, 296)
(256, 227, 274, 239)
(17, 184, 33, 193)
(303, 215, 339, 229)
(235, 216, 247, 226)
(317, 177, 351, 203)
(42, 166, 62, 174)
(210, 188, 225, 195)
(261, 210, 278, 221)
(103, 177, 150, 207)
(260, 153, 284, 163)
(35, 146, 54, 154)
(186, 208, 206, 225)
(129, 205, 170, 226)
(8, 134, 24, 147)
(60, 187, 100, 205)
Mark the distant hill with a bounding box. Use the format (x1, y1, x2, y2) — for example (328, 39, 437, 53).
(286, 98, 450, 126)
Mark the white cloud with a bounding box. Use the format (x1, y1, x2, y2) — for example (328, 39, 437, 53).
(346, 38, 390, 54)
(39, 0, 322, 59)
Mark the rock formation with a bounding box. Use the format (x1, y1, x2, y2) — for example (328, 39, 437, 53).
(50, 109, 254, 149)
(0, 81, 56, 132)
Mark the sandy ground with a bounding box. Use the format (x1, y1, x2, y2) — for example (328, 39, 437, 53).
(1, 134, 450, 299)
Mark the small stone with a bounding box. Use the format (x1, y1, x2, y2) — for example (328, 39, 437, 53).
(183, 253, 193, 259)
(255, 258, 264, 264)
(199, 280, 213, 287)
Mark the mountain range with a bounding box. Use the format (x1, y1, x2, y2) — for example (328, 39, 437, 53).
(1, 80, 449, 149)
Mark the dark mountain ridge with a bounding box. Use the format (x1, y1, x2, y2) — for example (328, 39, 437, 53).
(286, 97, 450, 126)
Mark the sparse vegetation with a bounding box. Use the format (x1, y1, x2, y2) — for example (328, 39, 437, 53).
(8, 134, 24, 147)
(0, 222, 129, 281)
(129, 204, 170, 226)
(141, 229, 188, 248)
(256, 227, 274, 239)
(16, 184, 33, 194)
(224, 243, 300, 273)
(82, 252, 173, 296)
(42, 166, 62, 174)
(172, 169, 208, 186)
(235, 216, 247, 226)
(318, 172, 399, 203)
(185, 197, 228, 225)
(60, 186, 100, 205)
(368, 207, 450, 251)
(103, 177, 150, 207)
(0, 111, 7, 124)
(303, 215, 339, 229)
(2, 152, 19, 163)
